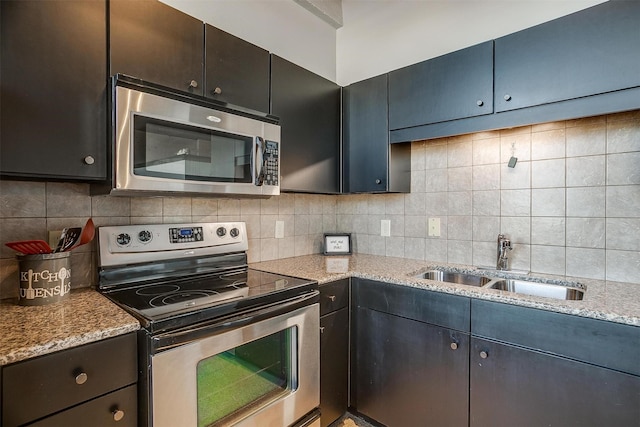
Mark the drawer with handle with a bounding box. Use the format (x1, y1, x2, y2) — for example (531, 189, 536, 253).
(2, 332, 137, 427)
(28, 385, 137, 427)
(320, 279, 349, 316)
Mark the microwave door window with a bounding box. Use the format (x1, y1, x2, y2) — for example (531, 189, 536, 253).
(133, 116, 253, 183)
(210, 134, 252, 182)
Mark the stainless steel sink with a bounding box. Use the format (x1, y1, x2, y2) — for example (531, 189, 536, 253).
(488, 279, 585, 301)
(416, 270, 492, 287)
(414, 268, 586, 300)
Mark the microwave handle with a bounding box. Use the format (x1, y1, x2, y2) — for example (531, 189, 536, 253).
(254, 136, 265, 186)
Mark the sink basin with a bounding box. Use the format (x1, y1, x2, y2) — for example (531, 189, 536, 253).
(414, 267, 586, 300)
(416, 270, 492, 287)
(488, 279, 585, 301)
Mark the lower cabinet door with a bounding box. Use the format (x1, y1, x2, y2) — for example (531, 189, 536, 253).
(320, 307, 349, 427)
(353, 308, 469, 427)
(470, 338, 640, 427)
(28, 385, 137, 427)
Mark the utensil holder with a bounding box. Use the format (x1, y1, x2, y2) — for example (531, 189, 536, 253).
(17, 252, 71, 306)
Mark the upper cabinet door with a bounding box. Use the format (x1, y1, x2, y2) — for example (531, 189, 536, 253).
(110, 0, 204, 95)
(270, 55, 341, 194)
(0, 0, 107, 180)
(205, 25, 270, 113)
(389, 41, 493, 130)
(495, 1, 640, 113)
(343, 75, 391, 193)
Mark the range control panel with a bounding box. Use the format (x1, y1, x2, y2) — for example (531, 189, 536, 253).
(98, 222, 248, 267)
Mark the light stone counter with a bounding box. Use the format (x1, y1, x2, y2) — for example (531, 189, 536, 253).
(250, 253, 640, 327)
(0, 289, 139, 366)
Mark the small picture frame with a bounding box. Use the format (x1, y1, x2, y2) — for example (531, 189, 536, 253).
(323, 233, 352, 256)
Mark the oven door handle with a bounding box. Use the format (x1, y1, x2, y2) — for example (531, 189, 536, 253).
(152, 289, 319, 352)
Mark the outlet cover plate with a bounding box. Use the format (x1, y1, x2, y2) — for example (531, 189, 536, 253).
(428, 218, 441, 237)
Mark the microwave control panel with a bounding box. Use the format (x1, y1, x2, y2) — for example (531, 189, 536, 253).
(264, 140, 279, 186)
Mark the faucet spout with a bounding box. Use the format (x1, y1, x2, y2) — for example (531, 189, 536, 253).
(497, 233, 513, 270)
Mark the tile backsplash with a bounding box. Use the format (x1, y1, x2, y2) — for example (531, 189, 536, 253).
(336, 110, 640, 284)
(0, 187, 336, 298)
(1, 110, 639, 298)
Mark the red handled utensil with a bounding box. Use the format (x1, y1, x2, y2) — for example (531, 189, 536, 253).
(5, 240, 53, 255)
(68, 218, 95, 251)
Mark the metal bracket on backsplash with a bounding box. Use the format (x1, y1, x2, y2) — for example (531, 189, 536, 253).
(508, 142, 518, 168)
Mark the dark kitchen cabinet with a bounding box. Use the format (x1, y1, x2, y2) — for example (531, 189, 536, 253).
(494, 0, 640, 113)
(470, 338, 640, 427)
(351, 279, 470, 427)
(319, 279, 350, 427)
(1, 333, 137, 427)
(388, 41, 493, 130)
(27, 385, 138, 427)
(343, 74, 410, 193)
(470, 300, 640, 427)
(204, 25, 270, 112)
(110, 0, 204, 95)
(270, 55, 341, 193)
(0, 0, 107, 180)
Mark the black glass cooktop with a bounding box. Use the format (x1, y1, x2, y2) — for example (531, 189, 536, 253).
(102, 268, 316, 332)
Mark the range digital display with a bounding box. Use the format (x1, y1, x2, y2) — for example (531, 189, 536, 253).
(170, 227, 203, 243)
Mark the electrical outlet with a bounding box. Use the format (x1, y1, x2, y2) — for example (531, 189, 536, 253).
(48, 230, 62, 248)
(381, 220, 391, 237)
(428, 218, 441, 237)
(275, 220, 284, 239)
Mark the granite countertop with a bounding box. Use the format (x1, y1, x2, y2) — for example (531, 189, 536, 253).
(250, 253, 640, 327)
(0, 288, 139, 366)
(3, 253, 638, 366)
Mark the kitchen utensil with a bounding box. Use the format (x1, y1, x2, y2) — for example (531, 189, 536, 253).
(26, 269, 35, 299)
(54, 227, 82, 253)
(5, 240, 53, 255)
(68, 218, 95, 251)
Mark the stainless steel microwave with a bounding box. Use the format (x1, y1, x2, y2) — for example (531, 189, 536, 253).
(105, 76, 281, 197)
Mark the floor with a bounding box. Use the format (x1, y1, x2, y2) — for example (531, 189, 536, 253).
(329, 413, 378, 427)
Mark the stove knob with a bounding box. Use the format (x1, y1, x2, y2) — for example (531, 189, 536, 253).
(216, 227, 227, 237)
(138, 230, 152, 243)
(230, 227, 240, 238)
(116, 233, 131, 246)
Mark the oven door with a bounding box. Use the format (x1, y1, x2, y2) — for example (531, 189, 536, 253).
(150, 297, 319, 427)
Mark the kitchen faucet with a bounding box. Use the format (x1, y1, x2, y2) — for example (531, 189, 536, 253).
(497, 234, 513, 271)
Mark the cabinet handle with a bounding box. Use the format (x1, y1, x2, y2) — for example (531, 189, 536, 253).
(83, 155, 95, 165)
(503, 94, 512, 101)
(450, 342, 458, 350)
(189, 80, 198, 89)
(319, 326, 325, 334)
(113, 409, 125, 422)
(479, 350, 489, 359)
(327, 295, 336, 302)
(211, 87, 222, 95)
(375, 179, 382, 184)
(75, 372, 88, 385)
(476, 100, 484, 107)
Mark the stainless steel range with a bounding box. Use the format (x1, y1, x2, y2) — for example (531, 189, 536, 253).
(97, 222, 320, 427)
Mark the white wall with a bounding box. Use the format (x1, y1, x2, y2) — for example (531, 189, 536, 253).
(160, 0, 337, 82)
(337, 0, 607, 86)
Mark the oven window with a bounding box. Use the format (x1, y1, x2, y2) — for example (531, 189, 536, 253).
(196, 327, 297, 427)
(133, 115, 253, 183)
